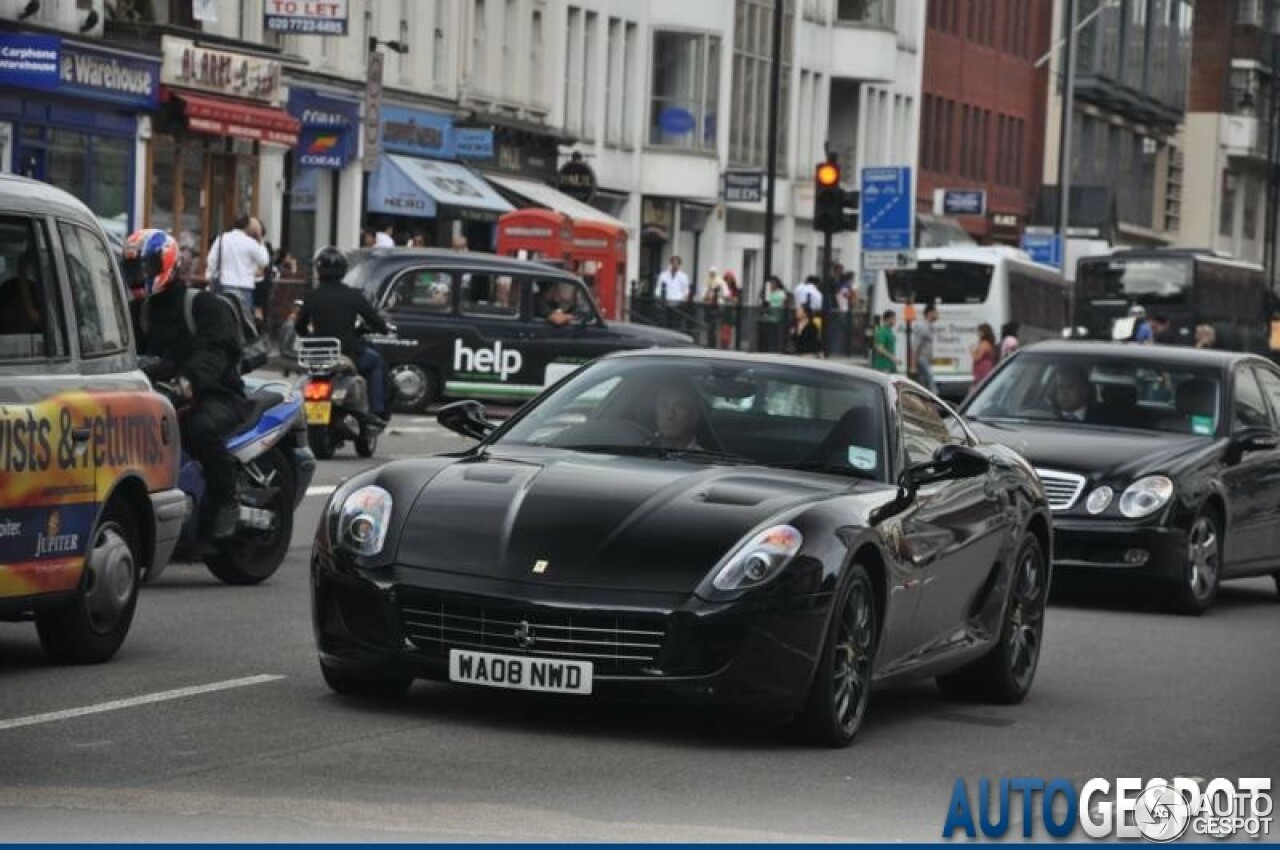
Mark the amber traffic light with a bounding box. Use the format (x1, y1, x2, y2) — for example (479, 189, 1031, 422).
(815, 156, 857, 234)
(816, 162, 840, 187)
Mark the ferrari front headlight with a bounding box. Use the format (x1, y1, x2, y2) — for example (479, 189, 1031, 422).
(712, 525, 803, 591)
(337, 485, 393, 556)
(1118, 476, 1174, 519)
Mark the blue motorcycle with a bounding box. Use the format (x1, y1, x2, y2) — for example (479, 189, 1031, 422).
(148, 376, 316, 586)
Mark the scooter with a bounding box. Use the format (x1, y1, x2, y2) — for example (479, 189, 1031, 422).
(148, 376, 316, 586)
(297, 336, 387, 460)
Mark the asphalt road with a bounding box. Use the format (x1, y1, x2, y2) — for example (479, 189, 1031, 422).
(1, 421, 1278, 842)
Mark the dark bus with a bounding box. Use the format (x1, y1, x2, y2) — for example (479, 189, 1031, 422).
(1074, 249, 1275, 352)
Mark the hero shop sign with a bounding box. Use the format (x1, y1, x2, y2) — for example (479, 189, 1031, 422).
(264, 0, 348, 35)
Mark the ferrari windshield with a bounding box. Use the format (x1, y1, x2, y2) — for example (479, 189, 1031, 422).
(495, 358, 891, 481)
(965, 353, 1223, 436)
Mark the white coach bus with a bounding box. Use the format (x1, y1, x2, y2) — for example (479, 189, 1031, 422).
(871, 245, 1071, 399)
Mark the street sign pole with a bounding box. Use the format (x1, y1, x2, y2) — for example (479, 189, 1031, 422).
(762, 0, 783, 291)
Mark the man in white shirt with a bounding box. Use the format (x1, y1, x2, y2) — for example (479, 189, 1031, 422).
(794, 275, 824, 311)
(656, 256, 690, 304)
(206, 215, 269, 314)
(374, 222, 395, 248)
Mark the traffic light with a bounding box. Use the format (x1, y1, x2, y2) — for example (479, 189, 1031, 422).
(815, 158, 843, 234)
(814, 156, 860, 234)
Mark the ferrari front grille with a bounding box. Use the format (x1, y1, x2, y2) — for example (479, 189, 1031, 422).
(1035, 468, 1086, 512)
(400, 594, 667, 673)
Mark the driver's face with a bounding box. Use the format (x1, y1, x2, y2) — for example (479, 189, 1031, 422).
(656, 386, 699, 443)
(1053, 373, 1090, 411)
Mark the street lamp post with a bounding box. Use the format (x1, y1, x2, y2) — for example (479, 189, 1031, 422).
(762, 0, 784, 291)
(1055, 0, 1079, 268)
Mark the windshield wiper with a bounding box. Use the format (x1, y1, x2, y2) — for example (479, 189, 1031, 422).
(777, 460, 879, 481)
(556, 444, 753, 465)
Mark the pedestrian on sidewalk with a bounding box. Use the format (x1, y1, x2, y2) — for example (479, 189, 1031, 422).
(999, 321, 1020, 359)
(206, 214, 268, 315)
(872, 310, 899, 373)
(972, 323, 998, 384)
(791, 304, 823, 357)
(913, 302, 939, 392)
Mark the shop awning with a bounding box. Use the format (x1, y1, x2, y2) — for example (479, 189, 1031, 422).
(487, 174, 629, 231)
(173, 91, 301, 147)
(368, 154, 514, 220)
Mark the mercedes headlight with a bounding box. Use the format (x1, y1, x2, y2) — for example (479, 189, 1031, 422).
(1118, 476, 1173, 519)
(336, 485, 393, 556)
(712, 525, 803, 591)
(1086, 486, 1114, 515)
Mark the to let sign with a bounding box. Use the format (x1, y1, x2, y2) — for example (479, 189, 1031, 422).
(265, 0, 348, 35)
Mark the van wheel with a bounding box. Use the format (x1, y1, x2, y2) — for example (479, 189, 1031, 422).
(308, 426, 335, 460)
(36, 505, 140, 664)
(205, 449, 294, 586)
(391, 364, 438, 414)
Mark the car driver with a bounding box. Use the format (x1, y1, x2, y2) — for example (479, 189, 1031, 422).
(1050, 366, 1093, 422)
(535, 282, 575, 327)
(655, 383, 704, 450)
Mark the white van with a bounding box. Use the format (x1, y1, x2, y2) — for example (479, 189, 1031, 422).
(871, 245, 1071, 399)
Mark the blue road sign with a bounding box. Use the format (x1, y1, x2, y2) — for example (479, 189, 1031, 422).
(860, 166, 913, 252)
(1021, 232, 1062, 268)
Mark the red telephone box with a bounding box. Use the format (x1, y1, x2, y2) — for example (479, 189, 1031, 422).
(570, 220, 628, 321)
(495, 209, 572, 263)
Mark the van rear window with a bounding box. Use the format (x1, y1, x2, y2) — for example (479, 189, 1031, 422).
(886, 261, 993, 304)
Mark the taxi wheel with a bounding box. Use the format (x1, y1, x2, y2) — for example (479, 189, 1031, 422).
(391, 364, 437, 414)
(36, 505, 140, 664)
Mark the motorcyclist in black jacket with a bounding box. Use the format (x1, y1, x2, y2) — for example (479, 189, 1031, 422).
(294, 247, 392, 420)
(124, 228, 245, 541)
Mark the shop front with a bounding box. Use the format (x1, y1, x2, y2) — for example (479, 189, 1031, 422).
(0, 32, 160, 243)
(285, 88, 360, 266)
(148, 36, 298, 268)
(366, 105, 512, 247)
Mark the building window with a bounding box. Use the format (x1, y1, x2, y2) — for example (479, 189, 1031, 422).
(731, 0, 793, 167)
(565, 7, 583, 134)
(836, 0, 894, 27)
(622, 22, 638, 144)
(1220, 173, 1237, 238)
(470, 0, 487, 90)
(502, 0, 518, 99)
(530, 8, 545, 107)
(582, 11, 599, 140)
(433, 0, 446, 85)
(1244, 177, 1260, 240)
(650, 30, 721, 152)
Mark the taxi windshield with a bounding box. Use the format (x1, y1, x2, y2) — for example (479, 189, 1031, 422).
(496, 358, 890, 481)
(965, 354, 1222, 436)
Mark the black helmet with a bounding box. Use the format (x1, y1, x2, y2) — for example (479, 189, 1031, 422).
(314, 246, 348, 282)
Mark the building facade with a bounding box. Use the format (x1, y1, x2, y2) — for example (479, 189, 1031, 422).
(916, 0, 1053, 245)
(1039, 0, 1195, 259)
(1178, 0, 1280, 269)
(1, 0, 925, 300)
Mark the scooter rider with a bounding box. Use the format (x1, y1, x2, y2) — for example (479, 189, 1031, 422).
(295, 247, 392, 421)
(123, 229, 246, 541)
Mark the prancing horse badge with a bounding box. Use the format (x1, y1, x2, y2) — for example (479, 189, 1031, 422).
(532, 559, 549, 574)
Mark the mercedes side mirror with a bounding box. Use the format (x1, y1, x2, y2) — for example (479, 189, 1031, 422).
(1231, 427, 1280, 454)
(437, 400, 495, 441)
(906, 444, 990, 488)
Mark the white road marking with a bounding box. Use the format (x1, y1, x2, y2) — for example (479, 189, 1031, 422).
(0, 674, 285, 732)
(305, 484, 337, 497)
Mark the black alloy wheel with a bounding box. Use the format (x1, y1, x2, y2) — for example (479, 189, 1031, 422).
(937, 532, 1047, 703)
(797, 562, 877, 748)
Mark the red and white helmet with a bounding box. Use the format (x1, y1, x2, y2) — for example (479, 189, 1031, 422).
(122, 228, 178, 299)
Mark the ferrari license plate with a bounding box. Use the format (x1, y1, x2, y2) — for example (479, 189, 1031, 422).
(449, 649, 593, 695)
(305, 401, 332, 425)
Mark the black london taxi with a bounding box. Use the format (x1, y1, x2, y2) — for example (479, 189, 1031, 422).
(0, 174, 184, 663)
(346, 249, 695, 411)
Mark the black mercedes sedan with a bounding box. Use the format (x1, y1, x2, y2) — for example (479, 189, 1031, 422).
(961, 341, 1280, 614)
(311, 350, 1051, 746)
